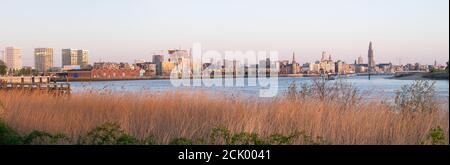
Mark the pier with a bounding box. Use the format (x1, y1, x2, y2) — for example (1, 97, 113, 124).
(0, 76, 71, 94)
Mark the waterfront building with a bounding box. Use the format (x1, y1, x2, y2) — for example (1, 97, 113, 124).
(152, 55, 164, 76)
(62, 49, 78, 67)
(289, 52, 301, 74)
(161, 61, 176, 76)
(357, 55, 364, 64)
(62, 49, 89, 67)
(62, 65, 81, 71)
(137, 63, 157, 76)
(278, 60, 290, 75)
(279, 53, 301, 75)
(335, 60, 354, 74)
(355, 64, 368, 73)
(77, 50, 89, 67)
(5, 47, 22, 70)
(34, 48, 54, 73)
(377, 63, 394, 73)
(135, 59, 146, 64)
(308, 51, 335, 74)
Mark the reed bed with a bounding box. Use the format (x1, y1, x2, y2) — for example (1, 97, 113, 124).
(1, 86, 448, 145)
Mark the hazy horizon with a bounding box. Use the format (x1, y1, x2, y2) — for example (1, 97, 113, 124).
(0, 0, 448, 67)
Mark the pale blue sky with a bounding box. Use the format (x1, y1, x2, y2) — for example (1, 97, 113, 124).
(0, 0, 448, 66)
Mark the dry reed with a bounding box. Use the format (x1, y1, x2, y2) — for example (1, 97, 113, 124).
(0, 89, 448, 145)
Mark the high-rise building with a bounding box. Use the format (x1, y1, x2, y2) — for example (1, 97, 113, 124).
(34, 48, 54, 73)
(368, 42, 376, 73)
(77, 50, 89, 67)
(152, 55, 164, 75)
(62, 49, 89, 67)
(62, 49, 78, 67)
(5, 47, 22, 70)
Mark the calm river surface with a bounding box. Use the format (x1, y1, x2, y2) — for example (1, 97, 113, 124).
(69, 75, 449, 99)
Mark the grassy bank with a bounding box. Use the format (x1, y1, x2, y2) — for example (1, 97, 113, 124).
(0, 80, 448, 145)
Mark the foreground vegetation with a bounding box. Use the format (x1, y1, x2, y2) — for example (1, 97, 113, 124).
(0, 80, 448, 145)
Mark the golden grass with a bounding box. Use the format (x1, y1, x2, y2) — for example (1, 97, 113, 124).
(0, 90, 448, 145)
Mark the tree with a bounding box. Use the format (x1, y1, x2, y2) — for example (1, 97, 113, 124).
(0, 65, 6, 76)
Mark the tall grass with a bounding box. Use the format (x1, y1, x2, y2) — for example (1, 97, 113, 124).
(0, 80, 448, 145)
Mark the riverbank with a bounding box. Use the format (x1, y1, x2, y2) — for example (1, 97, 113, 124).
(55, 76, 171, 82)
(57, 75, 305, 82)
(389, 72, 449, 80)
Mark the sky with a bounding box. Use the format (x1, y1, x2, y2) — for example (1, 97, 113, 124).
(0, 0, 448, 67)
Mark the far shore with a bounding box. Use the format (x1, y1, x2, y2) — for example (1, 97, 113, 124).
(387, 72, 449, 80)
(4, 72, 446, 83)
(56, 73, 448, 82)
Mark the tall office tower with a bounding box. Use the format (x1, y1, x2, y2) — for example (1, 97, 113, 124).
(368, 42, 376, 73)
(62, 49, 79, 67)
(35, 48, 54, 73)
(153, 55, 164, 75)
(62, 49, 88, 67)
(77, 49, 89, 67)
(5, 47, 22, 70)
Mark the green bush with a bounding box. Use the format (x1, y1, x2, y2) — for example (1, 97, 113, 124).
(79, 122, 139, 145)
(1, 121, 70, 145)
(1, 121, 332, 145)
(23, 131, 71, 145)
(169, 138, 193, 145)
(210, 126, 231, 144)
(427, 127, 448, 145)
(270, 133, 298, 145)
(0, 121, 24, 145)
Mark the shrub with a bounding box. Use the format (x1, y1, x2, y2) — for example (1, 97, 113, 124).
(427, 127, 448, 145)
(287, 78, 361, 108)
(230, 132, 267, 145)
(395, 80, 437, 112)
(23, 131, 71, 145)
(1, 119, 69, 145)
(169, 138, 193, 145)
(270, 133, 298, 145)
(141, 135, 157, 145)
(210, 126, 231, 145)
(79, 122, 139, 145)
(0, 121, 24, 145)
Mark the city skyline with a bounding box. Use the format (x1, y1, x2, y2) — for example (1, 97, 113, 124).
(0, 42, 447, 70)
(0, 0, 448, 66)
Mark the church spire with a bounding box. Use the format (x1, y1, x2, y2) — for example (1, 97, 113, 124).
(368, 41, 375, 73)
(292, 52, 296, 64)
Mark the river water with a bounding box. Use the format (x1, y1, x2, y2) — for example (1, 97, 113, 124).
(69, 75, 449, 99)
